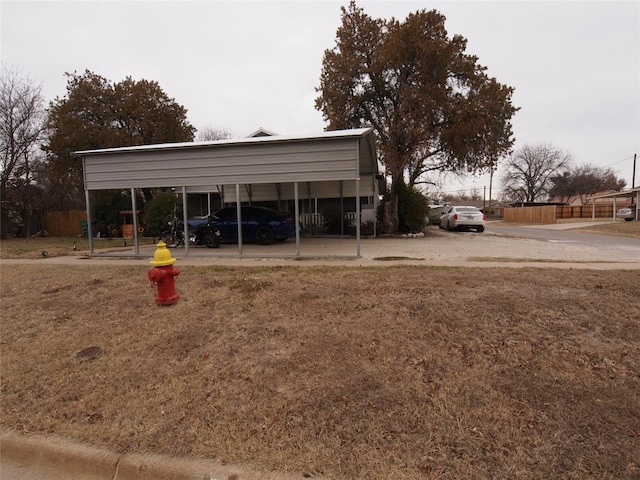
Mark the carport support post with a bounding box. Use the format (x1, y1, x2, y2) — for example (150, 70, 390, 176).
(85, 189, 94, 254)
(131, 188, 140, 255)
(356, 177, 361, 257)
(182, 186, 189, 255)
(340, 181, 344, 236)
(236, 184, 243, 256)
(294, 182, 300, 257)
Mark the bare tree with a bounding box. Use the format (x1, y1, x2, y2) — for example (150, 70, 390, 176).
(196, 126, 233, 142)
(0, 66, 46, 237)
(500, 143, 572, 203)
(469, 188, 482, 201)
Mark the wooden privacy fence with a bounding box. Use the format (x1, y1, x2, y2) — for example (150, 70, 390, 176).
(556, 205, 614, 219)
(45, 210, 86, 237)
(504, 204, 617, 223)
(503, 206, 556, 224)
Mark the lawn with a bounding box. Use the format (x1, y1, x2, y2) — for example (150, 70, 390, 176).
(1, 261, 639, 479)
(0, 236, 156, 259)
(572, 218, 640, 239)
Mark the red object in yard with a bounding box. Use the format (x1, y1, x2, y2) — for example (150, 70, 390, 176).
(148, 241, 180, 305)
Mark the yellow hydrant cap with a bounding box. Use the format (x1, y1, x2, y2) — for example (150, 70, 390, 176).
(150, 241, 177, 266)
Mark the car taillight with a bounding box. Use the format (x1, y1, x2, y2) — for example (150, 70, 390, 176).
(283, 217, 294, 223)
(453, 213, 458, 220)
(482, 213, 486, 220)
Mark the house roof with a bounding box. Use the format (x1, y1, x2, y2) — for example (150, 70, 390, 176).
(246, 127, 278, 137)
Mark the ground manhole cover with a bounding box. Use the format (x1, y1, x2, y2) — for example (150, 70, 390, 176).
(76, 346, 102, 361)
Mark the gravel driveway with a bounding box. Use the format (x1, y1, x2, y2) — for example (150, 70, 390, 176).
(5, 224, 637, 269)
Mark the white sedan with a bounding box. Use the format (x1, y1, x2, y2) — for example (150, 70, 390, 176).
(616, 207, 637, 221)
(439, 206, 486, 232)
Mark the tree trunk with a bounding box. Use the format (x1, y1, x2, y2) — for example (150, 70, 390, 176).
(0, 206, 8, 239)
(382, 174, 403, 234)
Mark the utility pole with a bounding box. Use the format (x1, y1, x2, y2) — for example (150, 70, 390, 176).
(483, 185, 486, 212)
(488, 165, 494, 214)
(633, 153, 636, 189)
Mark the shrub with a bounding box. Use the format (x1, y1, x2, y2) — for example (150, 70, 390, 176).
(144, 193, 180, 236)
(323, 208, 350, 235)
(379, 183, 429, 233)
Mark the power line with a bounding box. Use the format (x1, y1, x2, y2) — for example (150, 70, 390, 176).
(602, 155, 634, 168)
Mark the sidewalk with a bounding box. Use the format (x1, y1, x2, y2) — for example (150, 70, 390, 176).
(1, 430, 308, 480)
(521, 220, 616, 230)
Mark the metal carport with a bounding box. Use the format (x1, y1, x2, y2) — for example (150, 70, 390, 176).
(586, 187, 639, 222)
(76, 128, 379, 258)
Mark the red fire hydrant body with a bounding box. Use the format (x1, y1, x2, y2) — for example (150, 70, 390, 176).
(148, 241, 180, 305)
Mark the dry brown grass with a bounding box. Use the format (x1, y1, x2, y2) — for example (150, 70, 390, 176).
(0, 236, 155, 259)
(1, 263, 639, 479)
(571, 219, 640, 239)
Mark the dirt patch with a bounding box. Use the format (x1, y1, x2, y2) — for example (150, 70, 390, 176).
(1, 264, 639, 479)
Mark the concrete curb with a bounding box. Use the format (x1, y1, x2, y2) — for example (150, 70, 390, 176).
(1, 431, 310, 480)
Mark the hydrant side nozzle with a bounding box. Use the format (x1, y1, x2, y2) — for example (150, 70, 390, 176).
(148, 267, 166, 283)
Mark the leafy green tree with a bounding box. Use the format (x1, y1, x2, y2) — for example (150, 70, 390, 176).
(549, 164, 626, 203)
(43, 70, 196, 210)
(316, 2, 517, 232)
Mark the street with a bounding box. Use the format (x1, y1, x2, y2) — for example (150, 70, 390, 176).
(487, 223, 640, 258)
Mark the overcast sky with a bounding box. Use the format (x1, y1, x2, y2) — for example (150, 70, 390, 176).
(2, 0, 639, 195)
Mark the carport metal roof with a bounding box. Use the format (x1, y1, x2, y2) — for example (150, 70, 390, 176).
(76, 128, 380, 258)
(77, 128, 377, 194)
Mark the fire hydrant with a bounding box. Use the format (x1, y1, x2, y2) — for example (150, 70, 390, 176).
(148, 241, 180, 305)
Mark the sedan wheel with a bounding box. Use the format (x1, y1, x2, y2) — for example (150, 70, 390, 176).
(255, 226, 276, 245)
